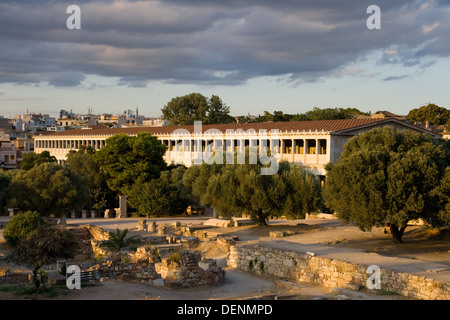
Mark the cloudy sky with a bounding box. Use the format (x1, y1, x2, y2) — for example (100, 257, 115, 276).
(0, 0, 449, 119)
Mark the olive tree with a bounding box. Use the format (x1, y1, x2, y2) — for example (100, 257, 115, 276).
(323, 127, 449, 243)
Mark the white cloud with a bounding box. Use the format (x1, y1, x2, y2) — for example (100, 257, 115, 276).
(422, 22, 440, 35)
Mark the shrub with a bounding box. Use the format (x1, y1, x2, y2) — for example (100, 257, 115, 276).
(100, 228, 140, 251)
(167, 250, 181, 264)
(3, 211, 47, 247)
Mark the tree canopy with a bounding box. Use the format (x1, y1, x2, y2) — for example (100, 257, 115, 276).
(406, 103, 450, 126)
(323, 127, 449, 242)
(19, 151, 57, 170)
(0, 171, 11, 214)
(161, 93, 235, 125)
(8, 225, 78, 291)
(66, 147, 116, 211)
(3, 210, 48, 247)
(238, 108, 369, 123)
(93, 132, 167, 195)
(183, 158, 322, 225)
(7, 163, 89, 218)
(128, 166, 194, 217)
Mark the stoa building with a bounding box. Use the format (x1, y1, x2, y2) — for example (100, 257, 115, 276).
(33, 118, 441, 181)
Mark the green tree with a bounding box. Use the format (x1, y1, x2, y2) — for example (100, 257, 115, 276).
(273, 111, 293, 122)
(93, 132, 167, 195)
(161, 93, 234, 125)
(430, 167, 450, 225)
(3, 211, 48, 247)
(8, 225, 79, 291)
(189, 158, 321, 225)
(8, 163, 89, 218)
(206, 95, 236, 125)
(0, 171, 11, 214)
(182, 161, 223, 205)
(246, 108, 368, 123)
(406, 103, 450, 126)
(66, 147, 115, 211)
(19, 151, 57, 170)
(306, 107, 352, 121)
(128, 166, 193, 217)
(323, 127, 449, 243)
(128, 179, 171, 217)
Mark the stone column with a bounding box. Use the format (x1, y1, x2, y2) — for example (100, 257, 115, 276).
(81, 210, 89, 219)
(291, 138, 295, 162)
(118, 195, 127, 218)
(316, 138, 319, 163)
(60, 213, 67, 226)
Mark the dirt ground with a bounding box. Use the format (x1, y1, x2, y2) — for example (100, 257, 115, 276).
(0, 217, 448, 300)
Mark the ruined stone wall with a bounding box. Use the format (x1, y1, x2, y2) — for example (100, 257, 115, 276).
(84, 225, 111, 241)
(74, 224, 224, 288)
(95, 261, 159, 282)
(228, 244, 450, 300)
(83, 250, 224, 288)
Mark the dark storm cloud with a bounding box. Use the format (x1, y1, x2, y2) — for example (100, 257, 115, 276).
(0, 0, 448, 87)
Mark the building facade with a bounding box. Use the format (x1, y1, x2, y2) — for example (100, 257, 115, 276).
(0, 142, 20, 169)
(34, 118, 442, 179)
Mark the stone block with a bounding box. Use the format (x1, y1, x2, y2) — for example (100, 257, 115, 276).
(203, 219, 233, 228)
(157, 225, 166, 235)
(269, 231, 285, 238)
(172, 221, 181, 228)
(137, 219, 147, 231)
(148, 222, 157, 233)
(152, 278, 164, 287)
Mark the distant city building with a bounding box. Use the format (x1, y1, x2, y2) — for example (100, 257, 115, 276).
(0, 116, 13, 130)
(60, 109, 76, 119)
(142, 117, 168, 127)
(34, 118, 442, 180)
(47, 126, 67, 132)
(0, 142, 21, 169)
(13, 113, 56, 132)
(370, 110, 407, 121)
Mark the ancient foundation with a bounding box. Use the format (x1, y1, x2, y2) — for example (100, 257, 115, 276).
(228, 244, 450, 300)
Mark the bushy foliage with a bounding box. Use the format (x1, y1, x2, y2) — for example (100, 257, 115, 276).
(128, 166, 194, 216)
(8, 225, 79, 291)
(3, 211, 48, 247)
(66, 147, 116, 211)
(19, 151, 57, 170)
(0, 171, 12, 214)
(183, 153, 322, 225)
(161, 93, 235, 125)
(93, 132, 167, 195)
(406, 103, 450, 126)
(100, 228, 140, 251)
(323, 127, 449, 242)
(7, 163, 89, 217)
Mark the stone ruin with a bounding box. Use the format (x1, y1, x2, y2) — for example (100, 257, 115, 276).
(68, 224, 225, 288)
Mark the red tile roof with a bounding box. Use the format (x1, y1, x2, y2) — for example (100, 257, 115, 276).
(35, 118, 386, 137)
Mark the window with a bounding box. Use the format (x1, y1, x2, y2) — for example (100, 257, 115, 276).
(319, 139, 327, 155)
(307, 140, 316, 154)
